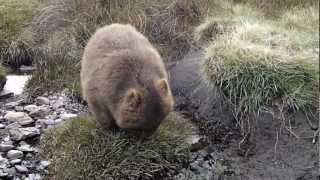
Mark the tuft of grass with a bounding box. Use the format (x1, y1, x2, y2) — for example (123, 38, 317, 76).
(0, 65, 6, 90)
(200, 4, 319, 133)
(40, 112, 192, 180)
(0, 0, 40, 63)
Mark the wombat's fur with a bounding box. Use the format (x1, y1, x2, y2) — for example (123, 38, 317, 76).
(80, 24, 174, 133)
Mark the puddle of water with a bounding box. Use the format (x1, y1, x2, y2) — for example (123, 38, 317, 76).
(3, 75, 31, 95)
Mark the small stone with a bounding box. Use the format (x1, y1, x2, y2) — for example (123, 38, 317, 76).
(28, 173, 42, 180)
(19, 66, 36, 73)
(0, 170, 8, 177)
(4, 112, 34, 126)
(52, 99, 64, 109)
(39, 161, 50, 169)
(9, 127, 40, 141)
(60, 113, 77, 120)
(10, 159, 21, 165)
(4, 167, 16, 176)
(15, 165, 28, 173)
(24, 105, 39, 113)
(0, 124, 5, 129)
(15, 106, 24, 112)
(6, 122, 22, 129)
(0, 144, 14, 152)
(0, 155, 9, 169)
(17, 145, 34, 152)
(35, 97, 49, 105)
(7, 150, 23, 160)
(5, 100, 22, 109)
(29, 106, 50, 119)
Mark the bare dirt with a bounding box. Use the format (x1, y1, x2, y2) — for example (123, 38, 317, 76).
(167, 49, 319, 180)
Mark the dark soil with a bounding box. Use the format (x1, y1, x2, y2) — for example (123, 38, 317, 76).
(167, 49, 320, 180)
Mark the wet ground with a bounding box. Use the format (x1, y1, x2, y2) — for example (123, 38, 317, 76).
(167, 49, 319, 180)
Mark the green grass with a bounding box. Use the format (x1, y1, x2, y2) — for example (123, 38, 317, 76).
(0, 0, 40, 58)
(199, 3, 319, 132)
(40, 112, 192, 179)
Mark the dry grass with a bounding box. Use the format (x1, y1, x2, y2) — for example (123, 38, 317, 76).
(40, 112, 192, 180)
(24, 0, 213, 97)
(199, 3, 319, 134)
(0, 65, 6, 90)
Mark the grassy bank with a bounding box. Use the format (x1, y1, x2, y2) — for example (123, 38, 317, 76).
(40, 113, 192, 179)
(198, 2, 319, 133)
(9, 0, 213, 97)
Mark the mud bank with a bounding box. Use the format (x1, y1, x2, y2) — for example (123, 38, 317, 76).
(167, 49, 319, 180)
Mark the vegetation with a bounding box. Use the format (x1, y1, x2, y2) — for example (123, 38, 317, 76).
(198, 2, 319, 133)
(40, 113, 192, 179)
(0, 65, 6, 90)
(0, 0, 40, 67)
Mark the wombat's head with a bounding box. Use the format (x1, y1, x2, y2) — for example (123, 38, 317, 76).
(115, 78, 174, 133)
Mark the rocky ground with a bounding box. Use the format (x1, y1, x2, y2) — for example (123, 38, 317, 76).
(0, 90, 87, 180)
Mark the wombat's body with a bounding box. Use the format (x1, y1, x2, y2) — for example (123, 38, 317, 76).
(80, 24, 174, 133)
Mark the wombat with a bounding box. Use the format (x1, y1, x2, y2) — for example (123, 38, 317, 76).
(80, 23, 174, 134)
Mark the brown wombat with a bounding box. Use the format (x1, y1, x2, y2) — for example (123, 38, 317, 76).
(80, 23, 174, 133)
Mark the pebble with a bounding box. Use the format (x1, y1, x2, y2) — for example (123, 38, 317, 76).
(9, 127, 40, 141)
(27, 173, 42, 180)
(35, 97, 50, 106)
(60, 113, 77, 120)
(17, 145, 34, 153)
(15, 165, 28, 173)
(39, 161, 50, 169)
(4, 112, 34, 126)
(7, 150, 24, 160)
(0, 92, 87, 180)
(0, 144, 15, 152)
(24, 105, 39, 113)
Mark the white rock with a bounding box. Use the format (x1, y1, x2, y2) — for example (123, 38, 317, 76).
(7, 150, 23, 160)
(0, 144, 14, 152)
(0, 155, 9, 169)
(29, 106, 50, 119)
(24, 105, 39, 112)
(15, 165, 28, 173)
(9, 127, 40, 141)
(17, 145, 34, 152)
(35, 97, 49, 105)
(6, 122, 22, 129)
(0, 124, 5, 129)
(39, 161, 50, 169)
(4, 112, 34, 126)
(28, 173, 42, 180)
(60, 113, 77, 120)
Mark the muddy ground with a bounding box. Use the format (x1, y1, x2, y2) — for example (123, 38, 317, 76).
(167, 49, 319, 180)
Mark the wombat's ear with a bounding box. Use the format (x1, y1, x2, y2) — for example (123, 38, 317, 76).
(156, 79, 169, 95)
(125, 88, 142, 108)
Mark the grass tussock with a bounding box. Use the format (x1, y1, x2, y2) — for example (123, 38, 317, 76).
(0, 0, 40, 63)
(199, 3, 319, 132)
(40, 113, 192, 179)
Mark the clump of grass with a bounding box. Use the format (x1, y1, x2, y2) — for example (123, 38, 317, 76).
(0, 0, 40, 65)
(40, 112, 192, 179)
(0, 65, 6, 90)
(200, 4, 319, 133)
(1, 39, 34, 68)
